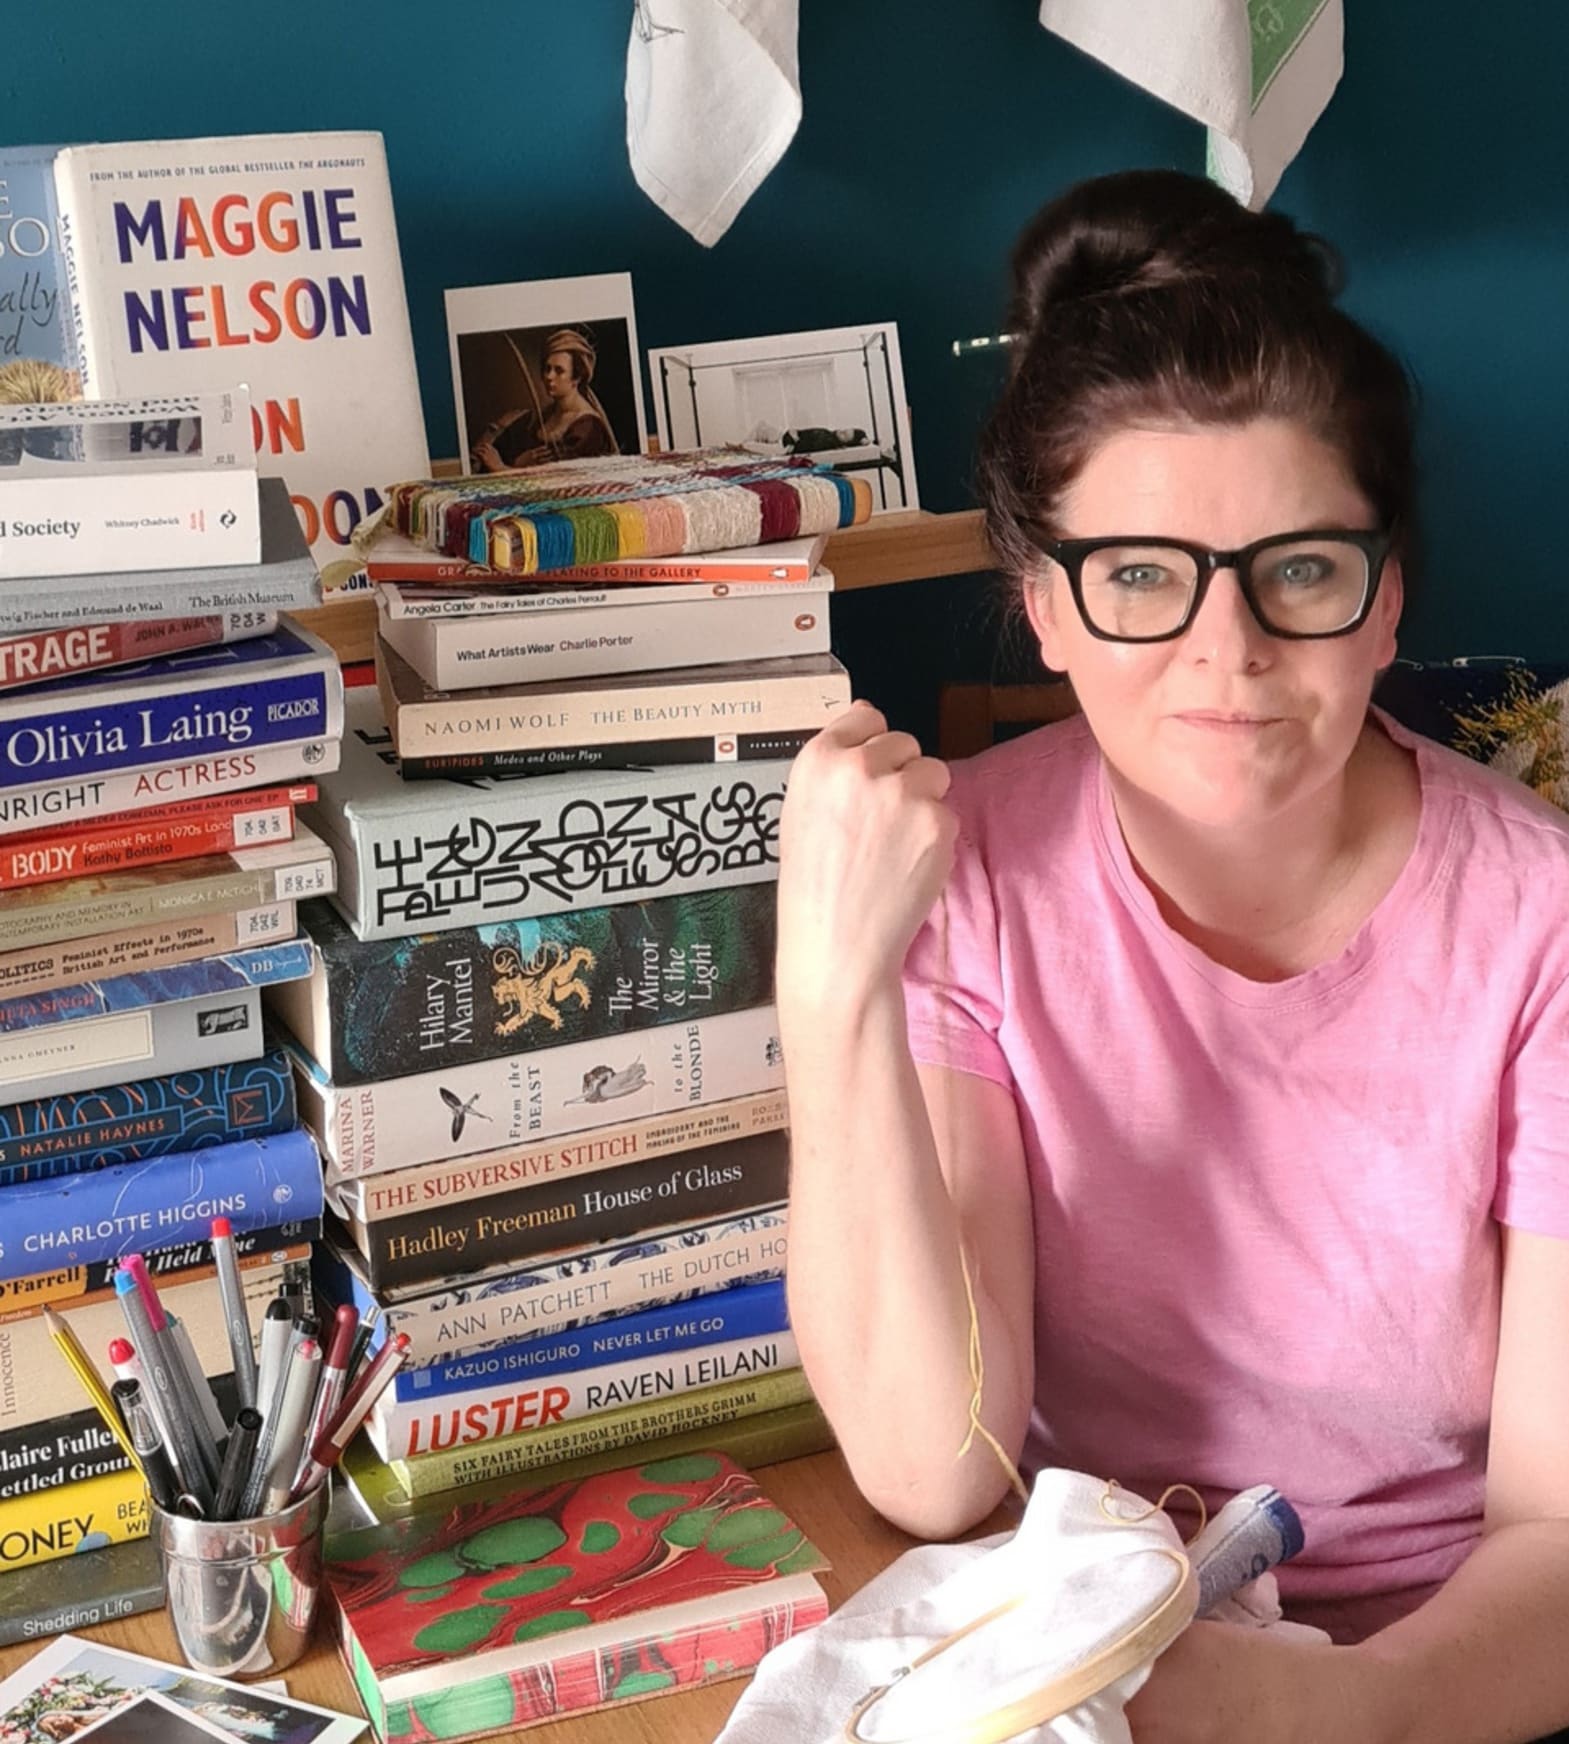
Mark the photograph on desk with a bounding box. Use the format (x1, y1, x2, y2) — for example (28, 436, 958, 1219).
(649, 322, 919, 512)
(445, 272, 646, 477)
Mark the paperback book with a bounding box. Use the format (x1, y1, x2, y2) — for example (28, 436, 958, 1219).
(268, 884, 776, 1085)
(327, 1451, 827, 1743)
(293, 1001, 786, 1180)
(0, 1537, 164, 1647)
(0, 390, 259, 577)
(51, 129, 430, 596)
(0, 475, 322, 632)
(375, 585, 831, 690)
(308, 687, 787, 941)
(0, 818, 334, 949)
(0, 143, 77, 385)
(0, 610, 277, 694)
(316, 1200, 786, 1362)
(377, 638, 848, 778)
(0, 782, 314, 892)
(378, 568, 830, 618)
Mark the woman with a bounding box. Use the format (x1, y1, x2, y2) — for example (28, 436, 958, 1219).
(469, 327, 619, 472)
(777, 170, 1569, 1742)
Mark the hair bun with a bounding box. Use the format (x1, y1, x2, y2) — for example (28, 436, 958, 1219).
(1008, 169, 1340, 340)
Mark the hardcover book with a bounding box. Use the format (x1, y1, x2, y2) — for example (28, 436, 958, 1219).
(51, 130, 429, 597)
(0, 475, 322, 633)
(0, 981, 265, 1101)
(268, 884, 776, 1085)
(294, 1001, 786, 1180)
(377, 638, 847, 778)
(0, 1126, 323, 1284)
(327, 1451, 828, 1743)
(347, 1127, 790, 1295)
(0, 1463, 148, 1573)
(377, 567, 830, 619)
(319, 1200, 786, 1366)
(0, 819, 333, 950)
(0, 616, 343, 790)
(0, 1047, 295, 1181)
(0, 1537, 164, 1646)
(0, 783, 314, 892)
(0, 390, 260, 578)
(307, 687, 787, 942)
(0, 611, 277, 695)
(375, 583, 831, 691)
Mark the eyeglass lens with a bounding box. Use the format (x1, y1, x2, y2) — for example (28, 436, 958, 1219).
(1078, 538, 1372, 639)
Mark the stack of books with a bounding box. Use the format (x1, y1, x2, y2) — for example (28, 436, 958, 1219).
(0, 435, 342, 1639)
(270, 454, 857, 1513)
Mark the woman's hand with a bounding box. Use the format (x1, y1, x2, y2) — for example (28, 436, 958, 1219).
(1125, 1620, 1380, 1744)
(470, 438, 504, 473)
(775, 701, 956, 1010)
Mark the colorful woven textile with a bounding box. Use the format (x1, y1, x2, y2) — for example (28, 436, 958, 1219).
(384, 448, 871, 576)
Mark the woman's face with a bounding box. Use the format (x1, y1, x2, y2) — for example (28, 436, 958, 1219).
(1023, 418, 1403, 832)
(541, 350, 578, 400)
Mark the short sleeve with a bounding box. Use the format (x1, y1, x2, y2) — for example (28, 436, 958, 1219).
(1493, 966, 1569, 1236)
(901, 820, 1012, 1088)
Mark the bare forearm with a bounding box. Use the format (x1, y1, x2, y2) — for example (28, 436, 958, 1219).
(781, 982, 1032, 1539)
(1350, 1520, 1569, 1744)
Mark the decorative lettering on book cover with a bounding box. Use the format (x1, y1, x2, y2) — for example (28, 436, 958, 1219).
(329, 1452, 826, 1732)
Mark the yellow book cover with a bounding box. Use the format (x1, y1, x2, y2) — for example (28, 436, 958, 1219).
(0, 1464, 148, 1572)
(388, 1365, 814, 1497)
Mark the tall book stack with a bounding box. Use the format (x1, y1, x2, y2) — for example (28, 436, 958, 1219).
(271, 453, 861, 1513)
(0, 429, 342, 1636)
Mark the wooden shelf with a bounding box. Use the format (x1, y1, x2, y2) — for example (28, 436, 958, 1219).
(295, 508, 995, 666)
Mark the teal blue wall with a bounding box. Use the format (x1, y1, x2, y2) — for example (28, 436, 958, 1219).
(4, 5, 1566, 732)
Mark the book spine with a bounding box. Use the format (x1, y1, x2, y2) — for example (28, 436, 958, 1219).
(0, 1236, 310, 1323)
(388, 1372, 817, 1498)
(0, 1415, 131, 1501)
(337, 1089, 788, 1224)
(294, 882, 777, 1087)
(0, 612, 276, 694)
(0, 900, 296, 1001)
(0, 1047, 295, 1175)
(0, 783, 313, 890)
(0, 939, 312, 1030)
(0, 1465, 148, 1573)
(381, 658, 850, 760)
(358, 1129, 788, 1293)
(395, 730, 818, 781)
(392, 1277, 789, 1401)
(0, 983, 265, 1102)
(50, 157, 95, 390)
(0, 569, 318, 632)
(369, 1329, 800, 1461)
(0, 736, 342, 839)
(378, 574, 825, 619)
(0, 1128, 322, 1283)
(0, 833, 332, 948)
(0, 1538, 163, 1642)
(0, 1537, 165, 1645)
(386, 591, 830, 690)
(301, 1004, 786, 1179)
(317, 1202, 787, 1364)
(0, 663, 335, 786)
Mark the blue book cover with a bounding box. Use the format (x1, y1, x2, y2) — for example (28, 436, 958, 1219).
(0, 1126, 324, 1281)
(391, 1277, 789, 1402)
(0, 940, 313, 1032)
(0, 623, 340, 785)
(0, 1047, 295, 1180)
(0, 145, 77, 386)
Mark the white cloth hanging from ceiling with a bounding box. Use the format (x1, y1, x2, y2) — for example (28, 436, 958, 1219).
(1037, 0, 1344, 209)
(625, 0, 801, 248)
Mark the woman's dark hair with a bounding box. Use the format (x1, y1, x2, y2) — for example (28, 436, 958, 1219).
(977, 169, 1418, 585)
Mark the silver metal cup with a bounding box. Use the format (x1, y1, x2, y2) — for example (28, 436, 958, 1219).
(154, 1485, 327, 1679)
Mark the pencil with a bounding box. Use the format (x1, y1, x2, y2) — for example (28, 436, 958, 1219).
(42, 1305, 143, 1473)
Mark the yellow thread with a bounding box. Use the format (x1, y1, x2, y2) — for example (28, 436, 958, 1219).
(954, 1242, 1029, 1505)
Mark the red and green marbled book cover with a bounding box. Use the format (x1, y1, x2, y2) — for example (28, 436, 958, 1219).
(325, 1450, 829, 1743)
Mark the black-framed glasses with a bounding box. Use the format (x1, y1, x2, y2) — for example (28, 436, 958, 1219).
(1036, 527, 1396, 643)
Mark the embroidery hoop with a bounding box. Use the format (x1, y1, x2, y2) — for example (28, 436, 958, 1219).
(841, 1537, 1196, 1744)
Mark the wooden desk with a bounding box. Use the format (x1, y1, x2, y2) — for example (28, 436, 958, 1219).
(0, 1452, 1012, 1743)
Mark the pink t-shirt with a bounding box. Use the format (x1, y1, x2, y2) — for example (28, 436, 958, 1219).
(902, 710, 1569, 1644)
